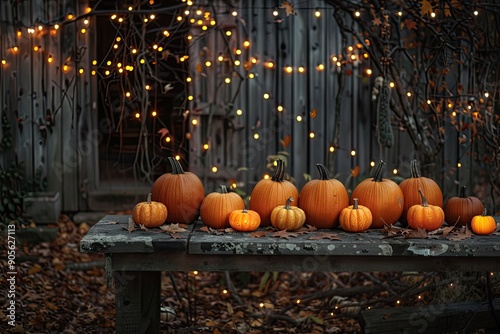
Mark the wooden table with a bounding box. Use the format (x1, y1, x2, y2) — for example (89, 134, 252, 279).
(80, 215, 500, 333)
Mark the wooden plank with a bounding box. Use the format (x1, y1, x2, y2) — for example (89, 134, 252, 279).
(114, 270, 160, 334)
(79, 215, 192, 253)
(360, 298, 500, 334)
(110, 252, 500, 273)
(188, 221, 500, 258)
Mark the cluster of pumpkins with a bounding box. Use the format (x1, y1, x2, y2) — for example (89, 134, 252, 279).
(132, 157, 497, 236)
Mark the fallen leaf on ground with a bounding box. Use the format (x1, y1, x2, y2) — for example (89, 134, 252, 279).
(308, 232, 341, 241)
(160, 223, 187, 233)
(270, 229, 301, 239)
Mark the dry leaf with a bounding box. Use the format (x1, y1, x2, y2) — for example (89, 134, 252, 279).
(280, 1, 297, 16)
(421, 0, 433, 16)
(160, 223, 187, 234)
(447, 226, 473, 241)
(404, 228, 428, 239)
(270, 229, 300, 239)
(309, 108, 317, 119)
(250, 231, 269, 238)
(280, 134, 291, 148)
(122, 217, 137, 233)
(308, 232, 341, 241)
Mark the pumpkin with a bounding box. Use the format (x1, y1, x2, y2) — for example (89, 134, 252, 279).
(444, 186, 484, 226)
(407, 189, 444, 231)
(249, 159, 299, 226)
(399, 159, 443, 224)
(200, 185, 245, 229)
(270, 197, 306, 231)
(132, 193, 168, 228)
(339, 198, 372, 232)
(151, 157, 205, 224)
(350, 160, 404, 228)
(298, 163, 349, 229)
(229, 209, 261, 232)
(471, 209, 496, 235)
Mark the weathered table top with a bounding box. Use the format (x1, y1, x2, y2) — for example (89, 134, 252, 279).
(80, 215, 500, 272)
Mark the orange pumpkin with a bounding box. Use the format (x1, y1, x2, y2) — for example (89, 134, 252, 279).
(229, 209, 261, 232)
(298, 163, 349, 228)
(200, 185, 245, 229)
(399, 159, 443, 223)
(270, 197, 306, 231)
(407, 190, 444, 231)
(444, 186, 484, 226)
(132, 193, 168, 228)
(471, 209, 497, 235)
(249, 159, 299, 226)
(350, 160, 404, 228)
(151, 157, 205, 224)
(339, 198, 372, 232)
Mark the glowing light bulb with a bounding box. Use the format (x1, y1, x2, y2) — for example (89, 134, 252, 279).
(316, 64, 325, 71)
(298, 66, 305, 73)
(285, 66, 293, 74)
(224, 78, 231, 84)
(165, 136, 171, 143)
(263, 93, 270, 100)
(393, 168, 398, 174)
(212, 166, 218, 173)
(135, 112, 140, 118)
(47, 55, 53, 63)
(329, 146, 335, 153)
(350, 149, 356, 156)
(314, 9, 321, 18)
(277, 105, 284, 112)
(175, 155, 180, 160)
(296, 115, 303, 122)
(236, 109, 243, 116)
(203, 143, 209, 150)
(243, 40, 250, 48)
(366, 69, 372, 75)
(254, 133, 260, 140)
(234, 60, 241, 66)
(151, 111, 157, 117)
(78, 68, 84, 74)
(309, 132, 315, 139)
(389, 82, 395, 88)
(354, 10, 361, 17)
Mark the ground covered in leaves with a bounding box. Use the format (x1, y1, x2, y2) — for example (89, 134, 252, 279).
(1, 214, 499, 333)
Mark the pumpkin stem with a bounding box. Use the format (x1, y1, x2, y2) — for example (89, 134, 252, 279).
(285, 197, 294, 209)
(372, 160, 386, 182)
(168, 157, 185, 174)
(316, 164, 330, 180)
(418, 189, 429, 207)
(353, 198, 359, 210)
(147, 193, 152, 204)
(219, 185, 228, 194)
(410, 159, 421, 178)
(459, 185, 467, 198)
(271, 159, 285, 182)
(242, 209, 248, 214)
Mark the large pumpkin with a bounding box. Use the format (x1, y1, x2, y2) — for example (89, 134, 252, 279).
(444, 186, 484, 226)
(151, 157, 205, 224)
(399, 159, 443, 223)
(350, 160, 404, 228)
(200, 185, 245, 229)
(249, 159, 299, 226)
(298, 163, 349, 229)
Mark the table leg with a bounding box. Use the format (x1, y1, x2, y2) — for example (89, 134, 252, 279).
(114, 270, 161, 334)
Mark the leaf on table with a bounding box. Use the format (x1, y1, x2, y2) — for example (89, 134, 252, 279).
(199, 225, 225, 235)
(160, 223, 187, 234)
(404, 228, 428, 239)
(250, 231, 269, 238)
(122, 217, 138, 233)
(199, 226, 211, 233)
(382, 224, 407, 238)
(169, 233, 184, 239)
(446, 225, 473, 241)
(224, 227, 237, 233)
(270, 229, 300, 239)
(308, 232, 341, 241)
(108, 221, 118, 225)
(139, 224, 148, 231)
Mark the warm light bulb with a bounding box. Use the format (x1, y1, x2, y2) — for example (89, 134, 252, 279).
(309, 132, 315, 139)
(188, 95, 194, 101)
(236, 109, 243, 116)
(205, 61, 212, 67)
(484, 92, 489, 98)
(248, 73, 255, 79)
(151, 111, 157, 117)
(47, 55, 53, 63)
(211, 166, 218, 173)
(457, 162, 461, 168)
(329, 146, 335, 153)
(427, 99, 432, 105)
(63, 64, 69, 72)
(430, 12, 436, 18)
(235, 49, 242, 55)
(135, 112, 140, 118)
(234, 60, 241, 66)
(389, 82, 395, 88)
(54, 24, 60, 30)
(296, 115, 303, 122)
(224, 78, 231, 84)
(12, 46, 18, 52)
(397, 11, 403, 16)
(165, 136, 171, 143)
(474, 10, 478, 16)
(163, 30, 170, 37)
(254, 133, 260, 140)
(354, 10, 361, 17)
(266, 61, 274, 69)
(314, 9, 321, 17)
(298, 66, 305, 73)
(273, 10, 279, 16)
(347, 46, 354, 52)
(67, 13, 74, 20)
(366, 69, 372, 75)
(186, 77, 192, 83)
(203, 143, 209, 150)
(78, 68, 84, 74)
(277, 105, 284, 112)
(407, 92, 412, 97)
(1, 59, 6, 65)
(125, 92, 131, 97)
(393, 168, 398, 174)
(243, 40, 250, 48)
(370, 161, 375, 167)
(33, 45, 39, 52)
(226, 30, 232, 36)
(316, 64, 325, 71)
(350, 149, 356, 156)
(263, 93, 270, 99)
(84, 19, 89, 25)
(175, 155, 180, 160)
(104, 70, 110, 76)
(285, 66, 293, 74)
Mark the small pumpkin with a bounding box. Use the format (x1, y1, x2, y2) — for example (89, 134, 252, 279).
(229, 209, 261, 232)
(298, 163, 349, 229)
(471, 209, 497, 235)
(350, 160, 404, 228)
(250, 159, 299, 226)
(151, 157, 205, 224)
(200, 185, 245, 229)
(444, 186, 484, 226)
(339, 198, 373, 233)
(132, 193, 168, 228)
(407, 189, 444, 231)
(270, 197, 306, 231)
(399, 159, 443, 223)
